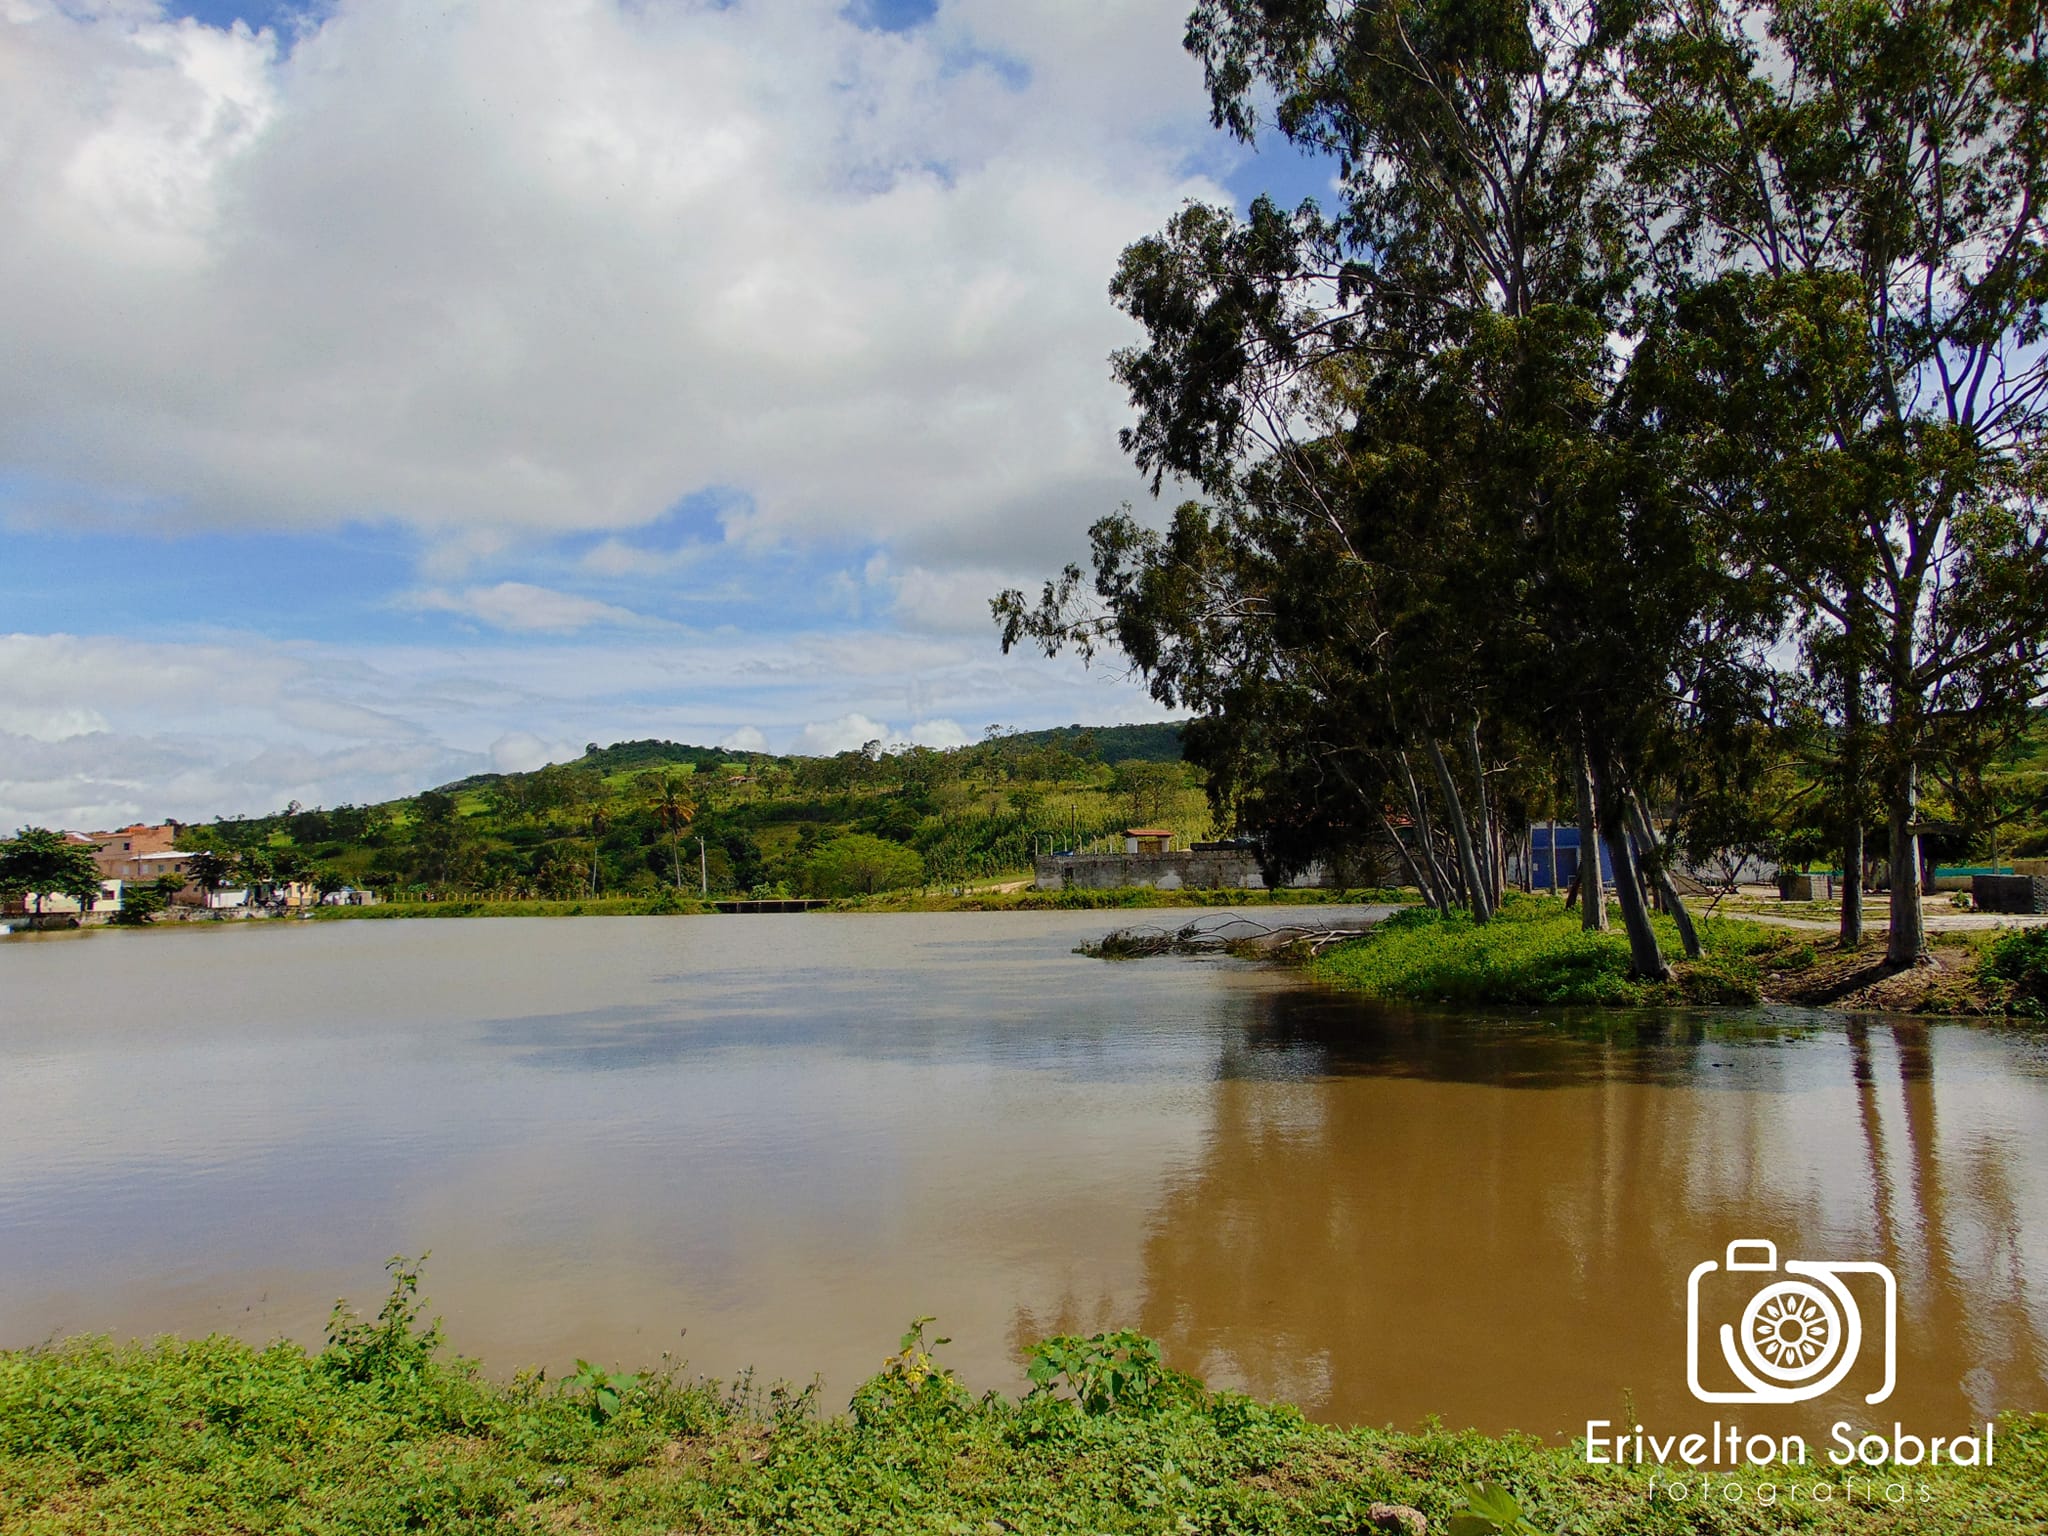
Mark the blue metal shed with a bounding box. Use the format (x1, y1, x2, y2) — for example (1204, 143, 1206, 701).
(1529, 822, 1617, 891)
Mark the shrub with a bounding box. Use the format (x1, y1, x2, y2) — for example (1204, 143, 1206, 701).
(1986, 926, 2048, 1012)
(801, 834, 923, 897)
(1312, 894, 1790, 1007)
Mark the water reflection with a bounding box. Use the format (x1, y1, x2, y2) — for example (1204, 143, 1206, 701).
(0, 913, 2042, 1439)
(1143, 991, 2048, 1432)
(1221, 988, 1839, 1088)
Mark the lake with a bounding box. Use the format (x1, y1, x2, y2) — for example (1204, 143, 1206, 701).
(3, 910, 2045, 1440)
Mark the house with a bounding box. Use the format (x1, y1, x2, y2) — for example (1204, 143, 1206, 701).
(81, 823, 193, 884)
(1, 877, 124, 917)
(1124, 828, 1173, 854)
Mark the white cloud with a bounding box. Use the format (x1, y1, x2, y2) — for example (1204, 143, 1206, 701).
(0, 626, 1169, 828)
(489, 730, 580, 774)
(579, 538, 706, 579)
(0, 702, 111, 741)
(905, 718, 969, 749)
(399, 582, 657, 634)
(0, 0, 1235, 824)
(791, 712, 895, 757)
(0, 0, 1218, 583)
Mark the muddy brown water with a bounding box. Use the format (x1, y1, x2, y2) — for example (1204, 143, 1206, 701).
(3, 911, 2044, 1441)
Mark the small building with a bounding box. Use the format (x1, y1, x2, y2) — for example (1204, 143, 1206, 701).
(81, 823, 191, 884)
(1526, 822, 1615, 891)
(1124, 828, 1172, 854)
(2, 878, 122, 918)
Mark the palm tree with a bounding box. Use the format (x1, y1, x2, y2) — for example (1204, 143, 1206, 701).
(587, 806, 609, 896)
(652, 773, 698, 890)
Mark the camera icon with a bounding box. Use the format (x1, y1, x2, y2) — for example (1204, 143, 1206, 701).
(1686, 1240, 1896, 1405)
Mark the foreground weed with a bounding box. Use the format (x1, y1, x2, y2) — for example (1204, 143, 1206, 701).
(3, 1267, 2043, 1534)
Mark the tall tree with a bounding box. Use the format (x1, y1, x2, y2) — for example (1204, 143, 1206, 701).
(648, 773, 698, 892)
(184, 849, 237, 908)
(1001, 0, 1761, 972)
(0, 827, 105, 921)
(1634, 0, 2048, 963)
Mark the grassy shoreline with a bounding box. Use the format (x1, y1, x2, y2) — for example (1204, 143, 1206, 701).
(3, 1271, 2039, 1535)
(1308, 894, 2046, 1016)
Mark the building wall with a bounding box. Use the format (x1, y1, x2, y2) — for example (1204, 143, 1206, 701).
(85, 824, 187, 882)
(1033, 850, 1333, 891)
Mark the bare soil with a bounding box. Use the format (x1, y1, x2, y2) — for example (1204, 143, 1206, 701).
(1757, 933, 2005, 1014)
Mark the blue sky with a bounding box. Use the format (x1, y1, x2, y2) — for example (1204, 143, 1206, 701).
(0, 0, 1338, 829)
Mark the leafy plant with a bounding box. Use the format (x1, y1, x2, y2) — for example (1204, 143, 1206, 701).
(1025, 1330, 1176, 1415)
(1447, 1481, 1551, 1536)
(1986, 925, 2048, 1012)
(879, 1315, 952, 1387)
(565, 1359, 640, 1422)
(322, 1254, 445, 1386)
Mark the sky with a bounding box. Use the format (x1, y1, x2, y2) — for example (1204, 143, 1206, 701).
(0, 0, 1336, 831)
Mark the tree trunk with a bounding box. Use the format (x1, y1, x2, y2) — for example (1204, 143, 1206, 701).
(1886, 760, 1927, 966)
(1574, 753, 1608, 931)
(1462, 720, 1500, 909)
(1380, 813, 1436, 906)
(1426, 737, 1492, 923)
(1839, 666, 1864, 948)
(1594, 766, 1670, 980)
(1397, 749, 1455, 913)
(1625, 791, 1702, 960)
(1839, 818, 1863, 949)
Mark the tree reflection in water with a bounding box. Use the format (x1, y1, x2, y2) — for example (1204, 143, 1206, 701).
(1131, 991, 2048, 1434)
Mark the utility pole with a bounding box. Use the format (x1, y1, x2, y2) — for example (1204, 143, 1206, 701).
(699, 836, 708, 895)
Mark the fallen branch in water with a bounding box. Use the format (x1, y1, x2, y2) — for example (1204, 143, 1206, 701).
(1080, 913, 1372, 959)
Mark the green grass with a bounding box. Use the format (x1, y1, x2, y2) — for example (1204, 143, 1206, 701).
(1310, 893, 1791, 1007)
(2, 1266, 2038, 1535)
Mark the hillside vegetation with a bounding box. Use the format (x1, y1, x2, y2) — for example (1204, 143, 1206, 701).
(178, 726, 1224, 902)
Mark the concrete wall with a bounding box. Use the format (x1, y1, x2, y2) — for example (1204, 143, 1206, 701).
(1975, 874, 2048, 915)
(1034, 850, 1332, 891)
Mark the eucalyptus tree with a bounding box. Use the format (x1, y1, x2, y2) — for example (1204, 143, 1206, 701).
(1632, 0, 2048, 962)
(998, 0, 1763, 973)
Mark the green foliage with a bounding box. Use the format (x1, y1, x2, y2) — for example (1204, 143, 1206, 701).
(1024, 1330, 1188, 1416)
(1986, 926, 2048, 1014)
(321, 1256, 445, 1388)
(109, 883, 167, 926)
(1109, 760, 1187, 826)
(1448, 1480, 1551, 1536)
(1313, 895, 1783, 1007)
(1006, 721, 1184, 763)
(183, 849, 235, 895)
(1, 1285, 2043, 1535)
(167, 726, 1211, 904)
(564, 1360, 640, 1423)
(0, 827, 104, 913)
(802, 833, 924, 897)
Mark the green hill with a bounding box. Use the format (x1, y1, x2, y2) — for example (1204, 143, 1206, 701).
(178, 725, 1208, 902)
(1005, 722, 1185, 763)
